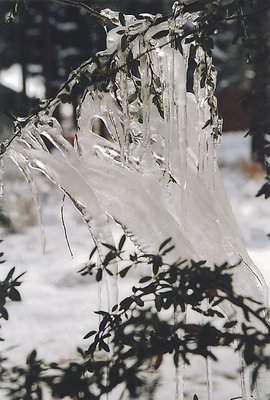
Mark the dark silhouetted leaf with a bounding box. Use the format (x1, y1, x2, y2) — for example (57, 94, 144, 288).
(159, 237, 172, 252)
(83, 331, 97, 339)
(118, 235, 126, 251)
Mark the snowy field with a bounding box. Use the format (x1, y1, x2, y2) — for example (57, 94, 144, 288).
(0, 131, 269, 399)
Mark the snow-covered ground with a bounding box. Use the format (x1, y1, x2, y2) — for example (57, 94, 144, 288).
(0, 131, 269, 399)
(218, 133, 270, 289)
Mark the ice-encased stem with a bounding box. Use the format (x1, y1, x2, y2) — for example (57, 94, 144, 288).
(140, 43, 151, 149)
(0, 158, 4, 197)
(239, 349, 252, 400)
(206, 355, 213, 400)
(201, 304, 213, 400)
(174, 307, 187, 400)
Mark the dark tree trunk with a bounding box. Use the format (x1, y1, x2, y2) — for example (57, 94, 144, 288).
(19, 14, 27, 102)
(42, 3, 53, 99)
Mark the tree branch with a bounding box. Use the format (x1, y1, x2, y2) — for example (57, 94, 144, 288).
(49, 0, 115, 25)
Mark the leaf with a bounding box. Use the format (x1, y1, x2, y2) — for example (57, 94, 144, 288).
(101, 341, 110, 352)
(83, 331, 97, 339)
(139, 276, 152, 284)
(134, 297, 144, 307)
(5, 267, 15, 281)
(105, 268, 113, 276)
(152, 29, 169, 40)
(159, 237, 172, 252)
(211, 298, 223, 307)
(256, 181, 270, 199)
(94, 311, 108, 316)
(96, 268, 103, 282)
(0, 144, 6, 155)
(120, 297, 134, 311)
(9, 288, 21, 301)
(207, 37, 214, 49)
(77, 347, 85, 357)
(121, 35, 128, 52)
(202, 119, 211, 129)
(214, 310, 225, 318)
(119, 265, 132, 278)
(1, 307, 8, 320)
(102, 243, 117, 251)
(111, 304, 118, 312)
(151, 255, 162, 274)
(155, 296, 162, 312)
(223, 321, 238, 329)
(119, 12, 126, 26)
(27, 349, 37, 364)
(118, 235, 126, 251)
(161, 245, 175, 256)
(103, 252, 116, 267)
(89, 246, 97, 260)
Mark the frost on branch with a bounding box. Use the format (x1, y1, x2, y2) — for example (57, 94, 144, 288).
(1, 6, 269, 397)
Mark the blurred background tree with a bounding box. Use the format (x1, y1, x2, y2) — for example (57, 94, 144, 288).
(0, 0, 269, 163)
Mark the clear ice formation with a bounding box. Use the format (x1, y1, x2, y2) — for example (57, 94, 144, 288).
(2, 5, 269, 398)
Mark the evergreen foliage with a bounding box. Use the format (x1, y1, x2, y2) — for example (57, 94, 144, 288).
(0, 239, 270, 399)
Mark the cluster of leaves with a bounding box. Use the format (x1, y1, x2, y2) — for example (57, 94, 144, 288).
(1, 237, 270, 399)
(0, 247, 24, 328)
(0, 244, 24, 387)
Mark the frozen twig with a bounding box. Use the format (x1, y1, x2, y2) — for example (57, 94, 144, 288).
(49, 0, 114, 25)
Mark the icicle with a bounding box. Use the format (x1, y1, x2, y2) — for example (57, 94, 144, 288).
(205, 352, 213, 400)
(174, 306, 187, 400)
(0, 158, 4, 197)
(60, 194, 74, 258)
(118, 35, 132, 164)
(68, 197, 117, 312)
(140, 39, 151, 149)
(238, 349, 252, 400)
(201, 302, 214, 400)
(9, 150, 46, 253)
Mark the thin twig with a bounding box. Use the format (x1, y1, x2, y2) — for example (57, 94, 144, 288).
(61, 194, 74, 258)
(49, 0, 115, 25)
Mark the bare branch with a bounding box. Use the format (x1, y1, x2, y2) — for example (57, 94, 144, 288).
(49, 0, 115, 25)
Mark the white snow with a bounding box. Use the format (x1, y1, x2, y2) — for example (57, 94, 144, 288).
(218, 132, 270, 290)
(0, 64, 45, 98)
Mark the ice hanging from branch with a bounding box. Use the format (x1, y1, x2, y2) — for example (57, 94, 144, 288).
(1, 6, 269, 397)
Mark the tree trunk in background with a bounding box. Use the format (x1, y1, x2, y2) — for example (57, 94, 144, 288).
(42, 3, 53, 99)
(19, 13, 27, 102)
(251, 0, 270, 165)
(42, 2, 58, 149)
